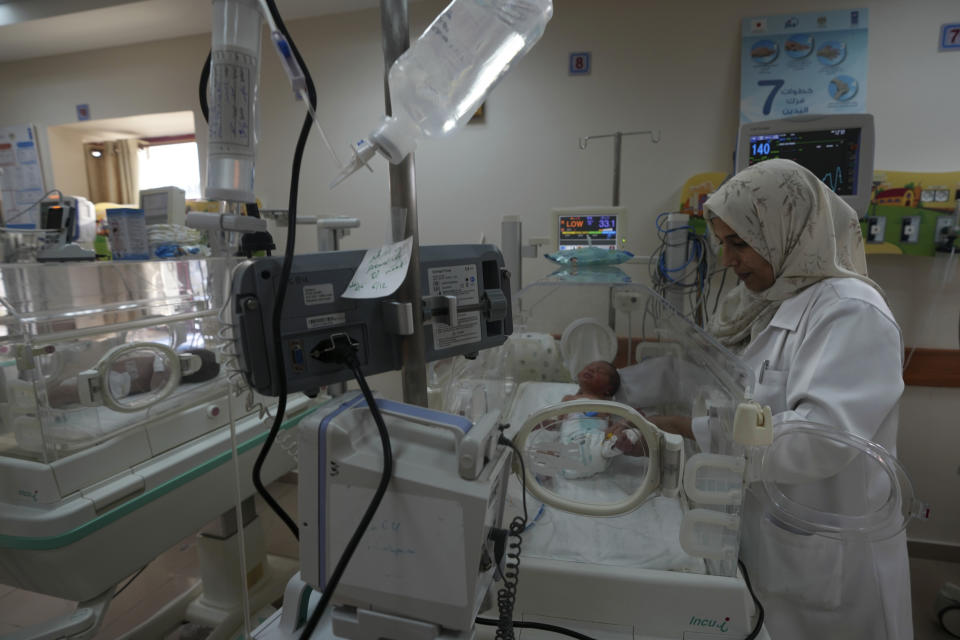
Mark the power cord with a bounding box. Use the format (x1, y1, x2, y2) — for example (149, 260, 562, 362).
(738, 559, 765, 640)
(196, 0, 320, 541)
(298, 334, 393, 640)
(112, 564, 148, 600)
(488, 433, 529, 640)
(474, 436, 596, 640)
(474, 618, 597, 640)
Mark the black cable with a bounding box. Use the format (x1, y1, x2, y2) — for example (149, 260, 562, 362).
(475, 618, 597, 640)
(738, 559, 765, 640)
(483, 433, 527, 640)
(112, 565, 148, 600)
(712, 268, 728, 315)
(246, 0, 319, 541)
(199, 51, 211, 123)
(298, 354, 393, 640)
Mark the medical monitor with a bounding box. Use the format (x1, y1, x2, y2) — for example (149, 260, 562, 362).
(552, 206, 627, 251)
(736, 114, 875, 217)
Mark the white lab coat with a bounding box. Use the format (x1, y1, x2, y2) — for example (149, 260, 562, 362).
(694, 277, 913, 640)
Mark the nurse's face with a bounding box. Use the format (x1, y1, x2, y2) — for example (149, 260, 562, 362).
(711, 217, 776, 292)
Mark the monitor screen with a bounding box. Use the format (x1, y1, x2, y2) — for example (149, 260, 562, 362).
(747, 127, 862, 195)
(736, 115, 875, 217)
(558, 214, 618, 251)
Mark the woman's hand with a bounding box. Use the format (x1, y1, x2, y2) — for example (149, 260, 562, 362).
(647, 415, 694, 440)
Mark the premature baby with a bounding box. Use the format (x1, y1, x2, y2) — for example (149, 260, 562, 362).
(557, 361, 640, 478)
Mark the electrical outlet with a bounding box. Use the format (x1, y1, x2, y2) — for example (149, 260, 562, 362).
(866, 216, 886, 243)
(614, 291, 644, 313)
(900, 216, 921, 243)
(935, 216, 955, 242)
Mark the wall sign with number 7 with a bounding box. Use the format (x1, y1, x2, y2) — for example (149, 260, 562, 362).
(940, 23, 960, 50)
(757, 79, 785, 116)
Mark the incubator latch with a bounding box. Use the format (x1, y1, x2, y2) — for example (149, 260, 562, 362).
(659, 432, 684, 498)
(733, 402, 773, 446)
(178, 353, 202, 377)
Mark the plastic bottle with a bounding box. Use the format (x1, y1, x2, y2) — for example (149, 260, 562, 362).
(94, 230, 111, 261)
(205, 0, 262, 202)
(333, 0, 553, 186)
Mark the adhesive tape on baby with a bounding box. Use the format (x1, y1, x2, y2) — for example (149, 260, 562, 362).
(560, 318, 618, 379)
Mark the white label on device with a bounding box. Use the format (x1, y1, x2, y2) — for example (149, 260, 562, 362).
(432, 311, 482, 351)
(303, 283, 335, 306)
(306, 313, 345, 329)
(427, 264, 479, 305)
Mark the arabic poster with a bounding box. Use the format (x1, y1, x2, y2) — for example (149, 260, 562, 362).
(0, 124, 47, 227)
(740, 9, 868, 123)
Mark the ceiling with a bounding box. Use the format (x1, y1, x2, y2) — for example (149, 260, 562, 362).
(0, 0, 392, 62)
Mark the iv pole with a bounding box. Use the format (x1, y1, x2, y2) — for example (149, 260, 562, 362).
(579, 130, 660, 206)
(381, 0, 428, 407)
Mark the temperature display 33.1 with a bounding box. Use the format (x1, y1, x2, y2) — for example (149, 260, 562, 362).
(558, 215, 618, 251)
(748, 127, 862, 195)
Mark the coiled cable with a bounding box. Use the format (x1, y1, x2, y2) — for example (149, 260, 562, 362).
(492, 434, 528, 640)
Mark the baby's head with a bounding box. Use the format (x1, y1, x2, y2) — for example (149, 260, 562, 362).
(577, 361, 620, 398)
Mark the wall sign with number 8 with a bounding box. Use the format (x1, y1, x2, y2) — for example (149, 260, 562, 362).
(569, 51, 591, 75)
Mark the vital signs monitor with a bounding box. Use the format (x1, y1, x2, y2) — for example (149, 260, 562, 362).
(736, 114, 875, 217)
(551, 206, 628, 251)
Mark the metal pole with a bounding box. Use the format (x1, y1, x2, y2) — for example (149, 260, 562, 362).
(612, 132, 622, 207)
(381, 0, 428, 406)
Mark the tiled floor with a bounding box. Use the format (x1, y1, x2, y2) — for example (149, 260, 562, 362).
(2, 479, 958, 639)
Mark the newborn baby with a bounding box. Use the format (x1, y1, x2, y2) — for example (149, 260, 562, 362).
(563, 360, 621, 401)
(557, 361, 639, 478)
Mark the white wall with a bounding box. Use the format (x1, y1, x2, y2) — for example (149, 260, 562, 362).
(46, 127, 90, 198)
(0, 0, 958, 545)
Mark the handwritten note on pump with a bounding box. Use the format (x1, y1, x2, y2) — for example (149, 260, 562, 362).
(342, 236, 414, 299)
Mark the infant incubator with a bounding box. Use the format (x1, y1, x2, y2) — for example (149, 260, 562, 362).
(431, 280, 764, 637)
(0, 258, 312, 617)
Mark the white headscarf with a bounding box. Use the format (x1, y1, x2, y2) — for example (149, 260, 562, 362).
(704, 158, 880, 351)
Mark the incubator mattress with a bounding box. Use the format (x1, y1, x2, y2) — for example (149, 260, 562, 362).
(504, 381, 705, 574)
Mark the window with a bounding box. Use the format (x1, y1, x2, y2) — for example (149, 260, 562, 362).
(138, 140, 202, 199)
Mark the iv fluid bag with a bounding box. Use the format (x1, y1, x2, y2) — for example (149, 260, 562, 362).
(206, 0, 262, 202)
(390, 0, 552, 136)
(339, 0, 553, 180)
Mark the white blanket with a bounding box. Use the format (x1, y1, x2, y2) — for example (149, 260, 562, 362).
(504, 381, 705, 573)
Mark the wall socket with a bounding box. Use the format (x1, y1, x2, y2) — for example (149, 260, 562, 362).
(866, 216, 886, 243)
(900, 216, 921, 243)
(935, 216, 956, 243)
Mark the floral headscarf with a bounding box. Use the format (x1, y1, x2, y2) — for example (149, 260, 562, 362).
(703, 158, 880, 350)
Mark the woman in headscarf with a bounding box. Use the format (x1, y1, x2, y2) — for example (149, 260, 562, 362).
(652, 158, 912, 640)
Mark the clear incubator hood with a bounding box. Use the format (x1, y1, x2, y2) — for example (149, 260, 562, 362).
(431, 280, 923, 580)
(0, 259, 234, 470)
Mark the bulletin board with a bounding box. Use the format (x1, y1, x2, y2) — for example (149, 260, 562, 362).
(0, 124, 47, 228)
